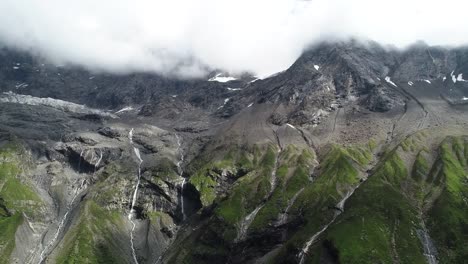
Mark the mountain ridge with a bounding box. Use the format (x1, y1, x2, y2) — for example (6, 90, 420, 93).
(0, 40, 467, 263)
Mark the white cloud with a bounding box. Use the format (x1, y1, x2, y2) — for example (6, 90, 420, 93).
(0, 0, 468, 77)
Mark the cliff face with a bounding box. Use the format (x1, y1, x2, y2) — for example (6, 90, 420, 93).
(0, 40, 467, 264)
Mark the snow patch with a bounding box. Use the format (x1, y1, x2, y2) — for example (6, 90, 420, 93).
(217, 98, 230, 109)
(15, 83, 28, 89)
(286, 123, 296, 129)
(451, 71, 457, 83)
(115, 106, 134, 114)
(457, 73, 467, 82)
(314, 65, 320, 70)
(227, 87, 242, 91)
(208, 73, 236, 83)
(12, 66, 19, 70)
(442, 76, 447, 82)
(424, 80, 431, 84)
(385, 76, 397, 87)
(408, 81, 414, 86)
(462, 97, 468, 101)
(247, 103, 253, 107)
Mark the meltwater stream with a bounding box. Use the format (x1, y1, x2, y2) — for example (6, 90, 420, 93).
(297, 178, 367, 264)
(38, 149, 88, 264)
(417, 222, 438, 264)
(128, 128, 143, 264)
(277, 187, 304, 226)
(236, 148, 281, 242)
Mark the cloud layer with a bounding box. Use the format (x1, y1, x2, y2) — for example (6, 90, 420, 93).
(1, 0, 468, 77)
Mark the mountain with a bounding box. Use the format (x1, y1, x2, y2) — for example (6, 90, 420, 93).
(0, 40, 467, 264)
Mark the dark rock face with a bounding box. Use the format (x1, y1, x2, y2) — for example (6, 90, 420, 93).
(1, 40, 468, 264)
(365, 86, 400, 112)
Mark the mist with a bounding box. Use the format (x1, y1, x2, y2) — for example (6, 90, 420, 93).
(1, 0, 468, 77)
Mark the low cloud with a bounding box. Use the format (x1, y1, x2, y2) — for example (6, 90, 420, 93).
(1, 0, 467, 77)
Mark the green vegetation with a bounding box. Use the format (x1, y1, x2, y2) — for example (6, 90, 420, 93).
(372, 150, 407, 185)
(308, 149, 426, 264)
(215, 145, 277, 233)
(0, 213, 23, 264)
(401, 131, 427, 153)
(56, 201, 126, 264)
(189, 145, 258, 207)
(250, 147, 314, 231)
(270, 143, 373, 262)
(0, 147, 42, 215)
(412, 150, 430, 181)
(189, 171, 218, 207)
(0, 143, 43, 263)
(290, 135, 468, 264)
(292, 144, 372, 212)
(427, 137, 468, 263)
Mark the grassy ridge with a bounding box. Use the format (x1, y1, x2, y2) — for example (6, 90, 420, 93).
(56, 201, 126, 264)
(0, 144, 43, 263)
(427, 137, 468, 263)
(323, 150, 426, 264)
(268, 143, 373, 262)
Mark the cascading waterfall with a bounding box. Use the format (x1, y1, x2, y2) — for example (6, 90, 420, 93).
(297, 177, 367, 264)
(180, 178, 186, 220)
(269, 148, 281, 194)
(417, 223, 438, 264)
(236, 147, 281, 242)
(78, 148, 84, 173)
(175, 134, 186, 220)
(127, 128, 143, 264)
(129, 128, 134, 143)
(236, 205, 264, 242)
(175, 134, 184, 176)
(128, 147, 143, 219)
(93, 149, 103, 175)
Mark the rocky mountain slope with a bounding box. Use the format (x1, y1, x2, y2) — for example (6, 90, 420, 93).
(0, 40, 467, 264)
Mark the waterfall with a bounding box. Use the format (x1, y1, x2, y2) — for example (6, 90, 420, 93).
(90, 151, 95, 165)
(417, 223, 438, 264)
(129, 220, 139, 264)
(128, 148, 142, 219)
(93, 149, 103, 176)
(38, 179, 86, 264)
(236, 148, 281, 242)
(175, 134, 184, 175)
(298, 177, 367, 264)
(269, 149, 281, 194)
(127, 128, 143, 264)
(128, 128, 134, 143)
(175, 134, 186, 220)
(277, 187, 304, 226)
(236, 205, 264, 242)
(78, 149, 84, 173)
(180, 178, 186, 220)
